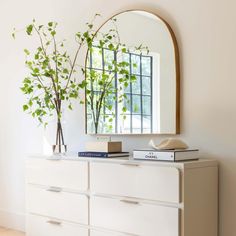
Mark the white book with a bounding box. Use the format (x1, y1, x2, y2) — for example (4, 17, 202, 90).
(133, 149, 199, 161)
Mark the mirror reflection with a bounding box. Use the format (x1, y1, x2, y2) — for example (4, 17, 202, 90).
(85, 10, 179, 134)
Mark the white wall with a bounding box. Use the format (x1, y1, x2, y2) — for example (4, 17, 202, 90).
(0, 0, 236, 235)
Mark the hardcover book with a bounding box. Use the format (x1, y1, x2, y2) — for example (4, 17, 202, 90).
(133, 149, 199, 161)
(78, 151, 129, 158)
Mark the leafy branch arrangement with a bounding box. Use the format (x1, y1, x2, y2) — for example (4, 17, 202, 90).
(14, 14, 149, 150)
(13, 18, 97, 152)
(85, 18, 149, 134)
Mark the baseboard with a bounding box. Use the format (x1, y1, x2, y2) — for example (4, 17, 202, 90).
(0, 209, 25, 232)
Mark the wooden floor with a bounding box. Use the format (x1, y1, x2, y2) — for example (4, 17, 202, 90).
(0, 228, 24, 236)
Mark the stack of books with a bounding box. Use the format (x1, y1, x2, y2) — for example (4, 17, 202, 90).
(133, 149, 199, 162)
(78, 141, 129, 158)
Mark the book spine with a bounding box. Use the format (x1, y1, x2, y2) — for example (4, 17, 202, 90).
(78, 152, 108, 158)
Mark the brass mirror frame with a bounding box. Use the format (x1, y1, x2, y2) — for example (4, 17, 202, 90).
(84, 9, 180, 135)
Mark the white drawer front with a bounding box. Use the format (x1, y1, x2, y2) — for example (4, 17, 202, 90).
(27, 214, 88, 236)
(90, 162, 180, 203)
(27, 185, 88, 224)
(90, 230, 129, 236)
(91, 196, 179, 236)
(26, 158, 88, 191)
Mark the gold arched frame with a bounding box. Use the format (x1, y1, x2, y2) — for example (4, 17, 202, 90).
(84, 9, 180, 135)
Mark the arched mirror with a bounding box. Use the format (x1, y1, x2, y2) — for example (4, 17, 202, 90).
(85, 10, 180, 135)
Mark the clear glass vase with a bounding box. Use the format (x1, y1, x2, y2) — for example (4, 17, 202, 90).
(43, 117, 67, 156)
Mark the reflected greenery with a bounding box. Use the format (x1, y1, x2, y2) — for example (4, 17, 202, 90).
(85, 17, 149, 134)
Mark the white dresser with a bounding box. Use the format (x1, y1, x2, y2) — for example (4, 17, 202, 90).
(26, 156, 218, 236)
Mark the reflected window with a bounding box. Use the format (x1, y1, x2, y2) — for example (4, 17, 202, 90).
(86, 45, 153, 134)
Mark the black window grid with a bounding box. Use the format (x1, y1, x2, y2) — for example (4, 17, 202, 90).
(87, 45, 153, 133)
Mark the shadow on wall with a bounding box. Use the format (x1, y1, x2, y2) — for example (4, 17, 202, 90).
(204, 153, 236, 236)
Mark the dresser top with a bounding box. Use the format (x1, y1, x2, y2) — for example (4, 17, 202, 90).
(29, 154, 217, 169)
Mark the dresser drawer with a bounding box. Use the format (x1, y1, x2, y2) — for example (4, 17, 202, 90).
(26, 214, 88, 236)
(90, 162, 180, 203)
(90, 230, 129, 236)
(27, 185, 88, 224)
(90, 196, 179, 236)
(26, 158, 88, 191)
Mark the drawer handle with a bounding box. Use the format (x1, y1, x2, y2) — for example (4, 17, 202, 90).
(47, 220, 62, 225)
(120, 162, 140, 167)
(120, 199, 140, 205)
(46, 186, 62, 192)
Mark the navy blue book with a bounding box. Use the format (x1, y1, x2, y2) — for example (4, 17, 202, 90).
(78, 152, 129, 158)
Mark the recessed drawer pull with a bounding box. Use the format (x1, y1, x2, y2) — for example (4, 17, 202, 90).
(120, 199, 140, 205)
(120, 162, 140, 167)
(46, 186, 62, 192)
(47, 220, 62, 225)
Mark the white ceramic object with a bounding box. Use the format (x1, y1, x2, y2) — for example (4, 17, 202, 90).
(149, 138, 189, 150)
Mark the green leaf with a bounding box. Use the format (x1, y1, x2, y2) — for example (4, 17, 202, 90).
(23, 104, 29, 111)
(12, 32, 15, 39)
(33, 68, 39, 73)
(24, 49, 30, 55)
(48, 22, 53, 27)
(34, 53, 39, 59)
(26, 24, 33, 35)
(23, 77, 31, 84)
(51, 30, 56, 36)
(44, 72, 51, 77)
(68, 104, 73, 110)
(130, 75, 136, 81)
(79, 80, 87, 88)
(76, 32, 81, 38)
(108, 44, 114, 50)
(98, 80, 103, 86)
(63, 68, 69, 74)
